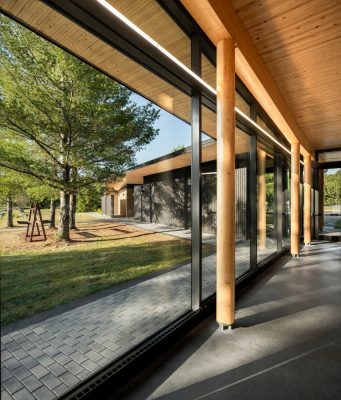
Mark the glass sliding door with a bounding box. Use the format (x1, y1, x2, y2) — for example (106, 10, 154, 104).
(201, 104, 217, 300)
(235, 127, 251, 278)
(200, 102, 252, 300)
(282, 158, 291, 247)
(0, 13, 193, 400)
(257, 145, 278, 263)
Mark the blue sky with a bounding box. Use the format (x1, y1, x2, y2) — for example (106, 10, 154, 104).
(131, 93, 211, 165)
(131, 93, 191, 164)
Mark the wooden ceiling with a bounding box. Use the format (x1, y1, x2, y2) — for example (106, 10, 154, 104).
(232, 0, 341, 151)
(0, 0, 255, 143)
(1, 0, 339, 154)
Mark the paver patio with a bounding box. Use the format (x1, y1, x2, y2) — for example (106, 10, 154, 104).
(1, 220, 275, 400)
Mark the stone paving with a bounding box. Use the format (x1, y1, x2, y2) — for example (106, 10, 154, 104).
(1, 238, 260, 400)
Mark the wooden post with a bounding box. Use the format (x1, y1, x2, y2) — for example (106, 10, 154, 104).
(304, 155, 312, 245)
(257, 149, 266, 249)
(291, 143, 300, 256)
(216, 37, 235, 328)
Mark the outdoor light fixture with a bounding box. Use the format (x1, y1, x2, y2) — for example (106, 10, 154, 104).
(96, 0, 304, 165)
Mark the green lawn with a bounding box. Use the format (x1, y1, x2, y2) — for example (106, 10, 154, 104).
(0, 233, 195, 326)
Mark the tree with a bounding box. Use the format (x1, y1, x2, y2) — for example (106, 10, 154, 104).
(0, 168, 27, 227)
(0, 15, 159, 240)
(324, 170, 341, 207)
(77, 184, 105, 213)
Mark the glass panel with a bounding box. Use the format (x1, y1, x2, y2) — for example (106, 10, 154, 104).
(201, 132, 217, 299)
(236, 91, 251, 117)
(257, 116, 278, 140)
(201, 54, 216, 88)
(282, 157, 291, 246)
(201, 105, 217, 299)
(112, 0, 191, 68)
(235, 127, 251, 278)
(323, 168, 341, 232)
(257, 145, 278, 263)
(201, 107, 251, 299)
(300, 164, 304, 236)
(0, 14, 192, 399)
(201, 54, 251, 118)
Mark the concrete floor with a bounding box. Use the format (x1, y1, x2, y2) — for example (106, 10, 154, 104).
(113, 241, 341, 400)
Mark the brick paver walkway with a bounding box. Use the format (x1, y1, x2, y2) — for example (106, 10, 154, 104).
(1, 242, 254, 400)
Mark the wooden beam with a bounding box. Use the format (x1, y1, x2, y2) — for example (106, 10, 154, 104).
(291, 143, 301, 256)
(180, 0, 313, 157)
(304, 155, 312, 245)
(216, 37, 235, 328)
(257, 149, 267, 249)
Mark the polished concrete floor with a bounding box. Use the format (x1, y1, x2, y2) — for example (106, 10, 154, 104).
(113, 241, 341, 400)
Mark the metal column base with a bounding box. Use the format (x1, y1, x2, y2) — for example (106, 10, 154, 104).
(305, 243, 311, 246)
(292, 254, 300, 258)
(219, 324, 233, 333)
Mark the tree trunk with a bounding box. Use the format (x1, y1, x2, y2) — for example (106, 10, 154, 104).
(58, 191, 70, 240)
(6, 196, 13, 228)
(49, 199, 56, 229)
(70, 194, 77, 230)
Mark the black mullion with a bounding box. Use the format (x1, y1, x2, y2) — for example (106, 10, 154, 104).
(250, 104, 258, 269)
(191, 33, 202, 310)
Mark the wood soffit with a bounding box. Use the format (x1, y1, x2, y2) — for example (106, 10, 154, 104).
(0, 1, 339, 155)
(181, 0, 341, 155)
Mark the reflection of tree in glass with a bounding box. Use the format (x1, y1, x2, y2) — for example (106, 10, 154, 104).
(0, 15, 159, 240)
(266, 173, 274, 211)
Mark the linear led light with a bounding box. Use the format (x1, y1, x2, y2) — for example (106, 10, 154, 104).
(96, 0, 216, 96)
(96, 0, 303, 165)
(235, 108, 291, 155)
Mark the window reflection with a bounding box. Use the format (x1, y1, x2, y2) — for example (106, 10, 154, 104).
(201, 106, 252, 299)
(257, 146, 278, 262)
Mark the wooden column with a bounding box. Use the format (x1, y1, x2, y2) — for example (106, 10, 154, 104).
(257, 149, 266, 249)
(304, 155, 312, 244)
(216, 37, 235, 328)
(291, 143, 300, 256)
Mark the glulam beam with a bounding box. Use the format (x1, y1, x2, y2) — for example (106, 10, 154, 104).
(180, 0, 313, 157)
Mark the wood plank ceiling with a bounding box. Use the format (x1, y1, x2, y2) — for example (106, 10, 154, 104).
(232, 0, 341, 151)
(0, 0, 262, 144)
(1, 0, 339, 153)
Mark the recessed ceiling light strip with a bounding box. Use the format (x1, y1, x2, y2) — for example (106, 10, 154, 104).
(96, 0, 216, 96)
(96, 0, 303, 165)
(235, 108, 291, 155)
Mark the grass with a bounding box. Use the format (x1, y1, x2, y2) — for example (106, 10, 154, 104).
(0, 216, 215, 326)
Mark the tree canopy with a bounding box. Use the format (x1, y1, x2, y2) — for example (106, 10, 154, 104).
(0, 15, 160, 239)
(324, 170, 341, 207)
